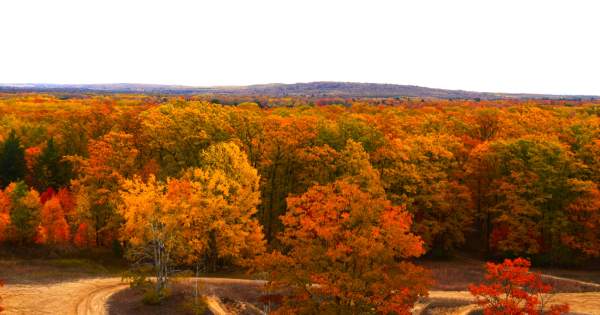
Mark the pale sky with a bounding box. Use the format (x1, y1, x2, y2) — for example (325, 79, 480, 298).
(1, 0, 599, 95)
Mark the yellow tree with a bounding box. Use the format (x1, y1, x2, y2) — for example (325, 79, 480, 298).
(6, 182, 41, 244)
(118, 142, 265, 299)
(226, 105, 265, 167)
(119, 175, 183, 299)
(180, 142, 265, 271)
(138, 102, 233, 176)
(337, 139, 384, 196)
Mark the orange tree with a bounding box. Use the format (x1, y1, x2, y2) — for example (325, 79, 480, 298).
(256, 180, 431, 314)
(469, 258, 569, 315)
(69, 131, 139, 247)
(0, 190, 10, 242)
(35, 196, 70, 245)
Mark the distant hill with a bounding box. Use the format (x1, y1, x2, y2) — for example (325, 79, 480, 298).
(0, 82, 597, 100)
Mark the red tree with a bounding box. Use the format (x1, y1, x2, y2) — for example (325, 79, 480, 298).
(36, 197, 70, 245)
(73, 222, 93, 248)
(0, 191, 10, 242)
(469, 258, 569, 315)
(39, 187, 56, 205)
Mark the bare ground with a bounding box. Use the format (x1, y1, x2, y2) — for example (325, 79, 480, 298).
(2, 258, 600, 315)
(5, 279, 600, 315)
(107, 278, 266, 315)
(3, 277, 124, 315)
(422, 290, 600, 315)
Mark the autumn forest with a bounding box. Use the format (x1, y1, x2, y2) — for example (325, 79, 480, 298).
(1, 93, 600, 314)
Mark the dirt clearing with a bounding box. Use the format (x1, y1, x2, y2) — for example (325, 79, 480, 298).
(4, 278, 600, 314)
(3, 277, 123, 315)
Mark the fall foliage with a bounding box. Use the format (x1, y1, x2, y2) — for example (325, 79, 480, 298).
(0, 95, 599, 259)
(256, 180, 432, 314)
(117, 142, 265, 300)
(469, 258, 569, 315)
(0, 93, 599, 310)
(36, 196, 70, 245)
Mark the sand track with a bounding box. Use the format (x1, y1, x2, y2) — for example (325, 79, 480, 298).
(75, 282, 128, 315)
(425, 290, 600, 315)
(2, 278, 600, 314)
(3, 278, 124, 315)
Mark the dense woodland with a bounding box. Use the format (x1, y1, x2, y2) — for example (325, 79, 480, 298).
(0, 93, 599, 313)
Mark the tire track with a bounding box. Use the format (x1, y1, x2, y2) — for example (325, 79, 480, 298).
(75, 282, 128, 315)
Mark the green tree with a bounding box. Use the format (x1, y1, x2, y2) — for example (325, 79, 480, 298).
(34, 137, 70, 191)
(6, 182, 41, 244)
(0, 130, 26, 188)
(470, 137, 584, 263)
(337, 139, 384, 196)
(375, 135, 473, 254)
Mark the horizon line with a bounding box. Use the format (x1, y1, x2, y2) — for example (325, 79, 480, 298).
(0, 81, 599, 98)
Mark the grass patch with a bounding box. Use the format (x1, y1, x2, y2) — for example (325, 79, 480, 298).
(47, 258, 110, 274)
(0, 246, 127, 284)
(0, 258, 117, 284)
(421, 298, 477, 315)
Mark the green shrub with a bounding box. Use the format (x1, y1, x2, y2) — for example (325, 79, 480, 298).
(122, 265, 152, 289)
(142, 286, 171, 305)
(182, 296, 209, 315)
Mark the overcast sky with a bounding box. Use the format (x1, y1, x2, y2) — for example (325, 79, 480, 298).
(1, 0, 598, 95)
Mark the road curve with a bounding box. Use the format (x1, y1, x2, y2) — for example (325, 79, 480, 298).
(75, 281, 128, 315)
(73, 277, 266, 315)
(2, 277, 124, 315)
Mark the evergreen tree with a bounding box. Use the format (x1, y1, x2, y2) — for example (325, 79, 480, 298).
(0, 130, 26, 188)
(34, 137, 69, 190)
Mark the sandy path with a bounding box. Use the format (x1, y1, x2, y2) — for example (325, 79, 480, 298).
(3, 278, 600, 315)
(426, 290, 600, 315)
(2, 277, 124, 315)
(75, 282, 129, 315)
(2, 277, 266, 315)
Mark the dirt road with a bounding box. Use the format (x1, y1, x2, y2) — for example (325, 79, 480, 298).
(426, 290, 600, 315)
(3, 278, 600, 314)
(2, 277, 264, 315)
(75, 281, 129, 315)
(2, 277, 125, 315)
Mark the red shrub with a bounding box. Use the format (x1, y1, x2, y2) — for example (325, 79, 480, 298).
(469, 258, 569, 315)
